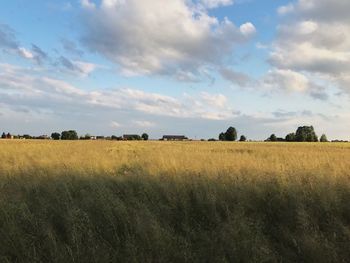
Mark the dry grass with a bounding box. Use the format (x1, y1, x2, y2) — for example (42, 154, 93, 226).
(1, 140, 349, 176)
(1, 140, 350, 262)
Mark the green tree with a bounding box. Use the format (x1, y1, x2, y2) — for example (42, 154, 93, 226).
(51, 132, 61, 140)
(239, 135, 247, 142)
(61, 130, 78, 140)
(84, 134, 92, 140)
(1, 132, 6, 139)
(219, 132, 225, 141)
(285, 133, 296, 142)
(320, 134, 328, 142)
(141, 133, 149, 141)
(225, 127, 237, 141)
(295, 126, 318, 142)
(269, 134, 277, 142)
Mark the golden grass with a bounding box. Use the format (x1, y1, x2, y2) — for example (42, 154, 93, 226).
(1, 140, 350, 262)
(1, 140, 349, 181)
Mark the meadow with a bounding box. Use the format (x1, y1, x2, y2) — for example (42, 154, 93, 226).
(1, 140, 350, 262)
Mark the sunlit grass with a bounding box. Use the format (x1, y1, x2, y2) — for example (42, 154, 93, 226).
(1, 140, 350, 262)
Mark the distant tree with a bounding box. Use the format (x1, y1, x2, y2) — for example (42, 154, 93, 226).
(219, 132, 225, 141)
(6, 133, 11, 139)
(285, 133, 296, 142)
(239, 135, 247, 142)
(51, 132, 61, 140)
(320, 134, 328, 142)
(141, 133, 149, 141)
(1, 132, 6, 139)
(23, 134, 32, 139)
(295, 126, 318, 142)
(124, 135, 141, 141)
(61, 130, 78, 140)
(268, 134, 277, 142)
(84, 134, 92, 140)
(225, 127, 237, 141)
(208, 138, 217, 142)
(219, 127, 238, 141)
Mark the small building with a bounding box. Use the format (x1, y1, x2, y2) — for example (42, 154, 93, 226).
(162, 135, 188, 141)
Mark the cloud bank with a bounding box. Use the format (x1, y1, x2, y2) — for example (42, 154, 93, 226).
(80, 0, 255, 78)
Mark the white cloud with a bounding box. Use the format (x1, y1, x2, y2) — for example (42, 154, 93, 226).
(110, 121, 121, 128)
(0, 64, 237, 121)
(264, 69, 310, 92)
(277, 3, 294, 15)
(58, 56, 99, 77)
(132, 121, 155, 127)
(18, 47, 34, 59)
(240, 22, 256, 37)
(220, 67, 253, 87)
(271, 0, 350, 95)
(200, 0, 233, 9)
(200, 92, 227, 108)
(80, 0, 96, 9)
(263, 69, 328, 100)
(80, 0, 255, 78)
(73, 61, 98, 76)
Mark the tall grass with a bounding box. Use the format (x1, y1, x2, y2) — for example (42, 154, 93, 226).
(1, 140, 350, 262)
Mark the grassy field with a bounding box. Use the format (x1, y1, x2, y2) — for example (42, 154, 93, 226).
(1, 140, 350, 262)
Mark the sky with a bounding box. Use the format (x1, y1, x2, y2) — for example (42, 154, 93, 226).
(0, 0, 350, 140)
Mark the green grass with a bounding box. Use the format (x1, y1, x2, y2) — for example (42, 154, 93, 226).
(1, 141, 350, 262)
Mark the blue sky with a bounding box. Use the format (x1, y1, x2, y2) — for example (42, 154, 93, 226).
(1, 0, 350, 140)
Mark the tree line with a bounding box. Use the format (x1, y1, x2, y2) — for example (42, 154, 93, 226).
(0, 126, 348, 142)
(217, 126, 332, 142)
(1, 131, 149, 141)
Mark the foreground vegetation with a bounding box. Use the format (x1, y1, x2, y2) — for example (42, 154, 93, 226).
(1, 140, 350, 262)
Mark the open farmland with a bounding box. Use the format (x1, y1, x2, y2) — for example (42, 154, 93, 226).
(1, 140, 350, 262)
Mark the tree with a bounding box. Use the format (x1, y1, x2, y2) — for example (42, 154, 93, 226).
(1, 132, 6, 139)
(295, 126, 318, 142)
(141, 133, 149, 141)
(239, 135, 247, 142)
(61, 130, 78, 140)
(51, 132, 61, 140)
(219, 132, 225, 141)
(320, 134, 328, 142)
(225, 127, 237, 141)
(285, 133, 296, 142)
(269, 134, 277, 142)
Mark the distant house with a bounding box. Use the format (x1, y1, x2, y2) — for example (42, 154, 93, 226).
(162, 135, 188, 141)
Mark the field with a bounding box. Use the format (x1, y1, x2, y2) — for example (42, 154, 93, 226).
(1, 140, 350, 262)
